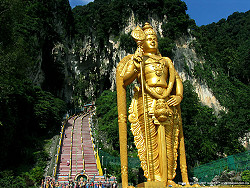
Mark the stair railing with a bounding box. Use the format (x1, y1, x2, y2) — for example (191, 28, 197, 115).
(69, 116, 76, 178)
(53, 115, 70, 178)
(75, 117, 78, 175)
(81, 113, 86, 171)
(75, 113, 84, 175)
(89, 113, 103, 176)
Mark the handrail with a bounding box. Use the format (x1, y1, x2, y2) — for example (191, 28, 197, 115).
(75, 117, 78, 175)
(89, 113, 103, 176)
(70, 113, 87, 178)
(53, 116, 69, 178)
(81, 115, 85, 171)
(69, 116, 76, 178)
(96, 149, 103, 176)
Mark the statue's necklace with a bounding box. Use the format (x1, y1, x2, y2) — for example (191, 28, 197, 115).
(144, 53, 163, 61)
(144, 54, 165, 77)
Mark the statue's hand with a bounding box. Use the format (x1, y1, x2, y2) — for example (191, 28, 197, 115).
(167, 95, 182, 106)
(133, 58, 141, 70)
(133, 47, 143, 69)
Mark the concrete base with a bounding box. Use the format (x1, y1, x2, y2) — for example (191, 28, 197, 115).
(137, 181, 166, 188)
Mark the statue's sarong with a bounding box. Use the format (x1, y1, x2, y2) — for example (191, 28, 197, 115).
(129, 87, 181, 181)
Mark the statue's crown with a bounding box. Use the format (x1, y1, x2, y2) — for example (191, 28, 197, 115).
(131, 22, 157, 46)
(143, 22, 156, 36)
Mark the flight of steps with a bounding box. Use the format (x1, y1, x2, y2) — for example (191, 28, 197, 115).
(82, 115, 99, 179)
(71, 115, 84, 177)
(56, 117, 74, 182)
(56, 113, 100, 182)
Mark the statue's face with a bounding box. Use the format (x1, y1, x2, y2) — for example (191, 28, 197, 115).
(143, 34, 158, 54)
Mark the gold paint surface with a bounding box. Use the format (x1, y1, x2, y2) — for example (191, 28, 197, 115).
(116, 23, 190, 187)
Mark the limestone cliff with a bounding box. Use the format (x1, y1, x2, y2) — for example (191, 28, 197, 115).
(70, 12, 224, 113)
(173, 35, 225, 113)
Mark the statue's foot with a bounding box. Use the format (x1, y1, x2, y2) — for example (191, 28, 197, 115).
(183, 184, 192, 187)
(183, 183, 200, 187)
(167, 180, 181, 187)
(192, 184, 200, 187)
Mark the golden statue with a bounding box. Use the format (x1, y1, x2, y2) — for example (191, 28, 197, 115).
(116, 23, 191, 187)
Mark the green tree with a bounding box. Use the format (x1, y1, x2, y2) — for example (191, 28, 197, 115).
(190, 10, 250, 161)
(0, 0, 70, 186)
(241, 170, 250, 183)
(95, 89, 135, 155)
(181, 81, 219, 167)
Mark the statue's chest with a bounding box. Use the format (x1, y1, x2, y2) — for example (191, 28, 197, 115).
(144, 58, 167, 77)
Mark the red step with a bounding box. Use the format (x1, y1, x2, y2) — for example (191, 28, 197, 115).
(56, 114, 100, 182)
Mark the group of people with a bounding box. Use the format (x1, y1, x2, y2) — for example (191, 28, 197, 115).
(42, 179, 118, 188)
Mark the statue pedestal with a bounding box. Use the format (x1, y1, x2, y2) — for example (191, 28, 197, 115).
(137, 181, 165, 188)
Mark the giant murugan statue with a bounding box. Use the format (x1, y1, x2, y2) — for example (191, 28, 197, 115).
(116, 23, 190, 187)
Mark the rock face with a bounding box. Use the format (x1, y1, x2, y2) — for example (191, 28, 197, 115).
(52, 42, 75, 103)
(70, 12, 224, 112)
(173, 35, 225, 113)
(211, 170, 242, 184)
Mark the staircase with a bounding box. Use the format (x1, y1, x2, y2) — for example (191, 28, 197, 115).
(56, 117, 73, 182)
(56, 113, 99, 182)
(71, 115, 84, 177)
(82, 115, 99, 178)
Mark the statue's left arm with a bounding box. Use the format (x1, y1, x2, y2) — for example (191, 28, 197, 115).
(164, 58, 183, 106)
(165, 60, 190, 185)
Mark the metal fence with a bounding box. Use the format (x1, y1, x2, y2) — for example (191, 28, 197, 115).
(193, 150, 250, 183)
(99, 150, 141, 169)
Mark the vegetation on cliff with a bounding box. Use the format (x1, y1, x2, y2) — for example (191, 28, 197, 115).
(0, 0, 249, 186)
(71, 0, 196, 102)
(0, 0, 72, 186)
(90, 0, 249, 183)
(191, 11, 250, 155)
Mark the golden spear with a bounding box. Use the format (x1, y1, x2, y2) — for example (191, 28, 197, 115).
(131, 26, 153, 181)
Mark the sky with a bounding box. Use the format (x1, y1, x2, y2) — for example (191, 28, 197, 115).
(69, 0, 250, 26)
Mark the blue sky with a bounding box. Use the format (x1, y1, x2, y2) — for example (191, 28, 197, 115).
(184, 0, 250, 26)
(69, 0, 250, 26)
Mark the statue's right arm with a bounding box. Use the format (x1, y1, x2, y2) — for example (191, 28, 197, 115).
(122, 58, 139, 86)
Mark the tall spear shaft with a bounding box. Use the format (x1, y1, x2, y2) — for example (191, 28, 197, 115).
(138, 48, 152, 181)
(131, 25, 153, 181)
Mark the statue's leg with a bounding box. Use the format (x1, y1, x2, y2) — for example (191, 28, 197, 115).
(158, 124, 168, 185)
(140, 114, 161, 181)
(179, 121, 189, 184)
(148, 118, 161, 181)
(165, 122, 178, 186)
(138, 94, 161, 182)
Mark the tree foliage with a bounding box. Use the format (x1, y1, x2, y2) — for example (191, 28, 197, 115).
(182, 81, 220, 167)
(72, 0, 195, 57)
(95, 90, 136, 156)
(0, 0, 70, 186)
(193, 11, 250, 84)
(241, 170, 250, 183)
(190, 11, 250, 157)
(1, 0, 249, 185)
